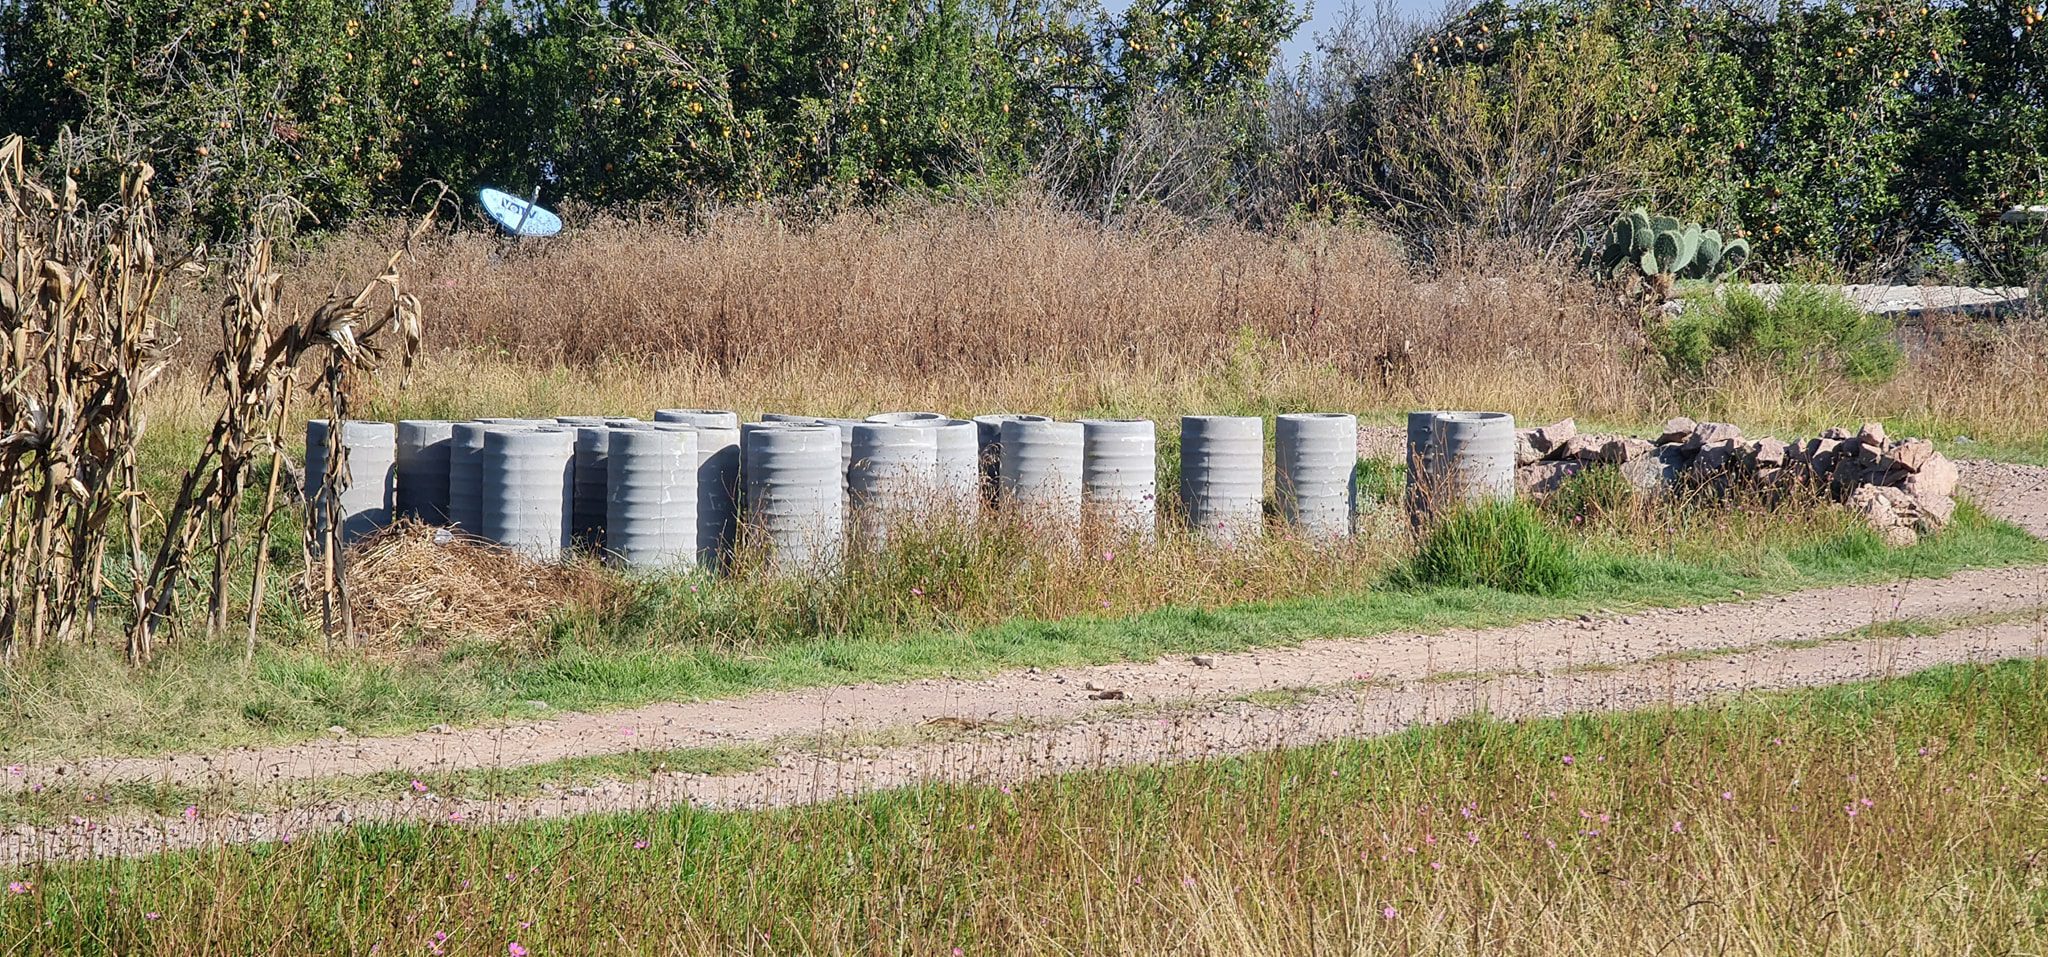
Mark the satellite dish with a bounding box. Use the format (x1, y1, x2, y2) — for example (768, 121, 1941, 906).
(478, 188, 562, 237)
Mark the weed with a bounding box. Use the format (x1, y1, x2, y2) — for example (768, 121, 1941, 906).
(1398, 501, 1582, 596)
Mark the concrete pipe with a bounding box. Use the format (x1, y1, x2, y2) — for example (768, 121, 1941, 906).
(479, 426, 576, 562)
(742, 423, 845, 572)
(1080, 418, 1157, 541)
(394, 420, 455, 524)
(866, 411, 946, 425)
(448, 418, 552, 537)
(898, 418, 979, 525)
(974, 414, 1049, 504)
(1276, 412, 1358, 538)
(304, 419, 396, 546)
(999, 418, 1084, 531)
(1432, 411, 1517, 505)
(605, 426, 699, 573)
(555, 416, 608, 427)
(568, 424, 617, 548)
(1180, 415, 1264, 544)
(848, 422, 939, 547)
(656, 409, 741, 430)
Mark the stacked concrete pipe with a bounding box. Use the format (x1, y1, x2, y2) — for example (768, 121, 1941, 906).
(478, 425, 576, 562)
(1180, 415, 1264, 543)
(1432, 411, 1517, 504)
(605, 425, 699, 572)
(304, 419, 396, 546)
(999, 418, 1084, 531)
(447, 418, 551, 537)
(1080, 418, 1157, 541)
(656, 409, 743, 569)
(559, 417, 615, 547)
(898, 418, 979, 524)
(394, 420, 455, 524)
(848, 422, 940, 548)
(974, 414, 1048, 504)
(1275, 412, 1357, 538)
(742, 422, 845, 572)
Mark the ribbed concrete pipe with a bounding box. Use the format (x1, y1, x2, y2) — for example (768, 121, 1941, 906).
(447, 418, 552, 537)
(1276, 413, 1357, 538)
(654, 411, 743, 568)
(656, 409, 741, 429)
(568, 424, 617, 547)
(605, 426, 698, 572)
(848, 422, 939, 547)
(1403, 410, 1450, 518)
(479, 426, 576, 562)
(761, 414, 859, 507)
(1180, 415, 1265, 544)
(899, 418, 979, 524)
(999, 418, 1084, 530)
(304, 419, 396, 546)
(1432, 411, 1517, 504)
(1080, 418, 1157, 541)
(394, 420, 455, 524)
(742, 423, 844, 572)
(974, 414, 1049, 503)
(866, 411, 946, 425)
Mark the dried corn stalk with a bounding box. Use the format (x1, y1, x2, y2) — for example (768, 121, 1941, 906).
(0, 135, 178, 660)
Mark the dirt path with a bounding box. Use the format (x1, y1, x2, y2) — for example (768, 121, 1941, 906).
(6, 616, 2042, 864)
(1, 460, 2042, 864)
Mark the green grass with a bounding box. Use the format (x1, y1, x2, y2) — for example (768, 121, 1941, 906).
(5, 501, 2039, 761)
(7, 660, 2048, 954)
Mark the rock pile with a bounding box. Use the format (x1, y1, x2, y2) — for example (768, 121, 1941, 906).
(1514, 417, 1959, 545)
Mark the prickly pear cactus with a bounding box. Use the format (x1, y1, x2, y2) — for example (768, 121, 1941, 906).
(1592, 207, 1752, 287)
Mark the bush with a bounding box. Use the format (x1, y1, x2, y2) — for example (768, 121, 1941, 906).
(1543, 465, 1639, 526)
(1656, 284, 1901, 386)
(1397, 501, 1580, 596)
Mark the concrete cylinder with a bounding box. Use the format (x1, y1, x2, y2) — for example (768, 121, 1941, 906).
(447, 418, 551, 537)
(975, 414, 1049, 503)
(670, 422, 742, 570)
(742, 424, 844, 572)
(304, 419, 396, 545)
(999, 418, 1084, 529)
(479, 426, 576, 562)
(569, 424, 615, 548)
(1276, 413, 1357, 538)
(1433, 411, 1517, 504)
(849, 422, 939, 547)
(603, 417, 641, 427)
(1080, 418, 1157, 541)
(1180, 415, 1264, 543)
(899, 418, 979, 524)
(866, 411, 946, 425)
(605, 426, 698, 572)
(657, 409, 741, 430)
(555, 416, 608, 427)
(394, 420, 455, 524)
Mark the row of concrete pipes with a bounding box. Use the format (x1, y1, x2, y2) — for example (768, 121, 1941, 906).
(305, 409, 1517, 572)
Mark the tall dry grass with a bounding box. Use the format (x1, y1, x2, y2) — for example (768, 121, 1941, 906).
(230, 202, 2048, 453)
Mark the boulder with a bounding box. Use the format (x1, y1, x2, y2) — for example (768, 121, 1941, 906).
(1901, 453, 1959, 500)
(1515, 431, 1544, 467)
(1526, 418, 1577, 458)
(1684, 421, 1744, 452)
(1620, 445, 1684, 494)
(1656, 417, 1698, 446)
(1857, 421, 1888, 449)
(1848, 485, 1919, 547)
(1692, 438, 1743, 473)
(1752, 438, 1790, 467)
(1915, 492, 1956, 531)
(1888, 438, 1938, 473)
(1820, 427, 1853, 441)
(1598, 437, 1657, 464)
(1517, 461, 1584, 497)
(1560, 433, 1611, 462)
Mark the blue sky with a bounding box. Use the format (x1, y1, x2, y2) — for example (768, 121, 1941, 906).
(1104, 0, 1452, 65)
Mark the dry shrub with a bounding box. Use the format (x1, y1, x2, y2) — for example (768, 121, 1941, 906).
(334, 521, 624, 654)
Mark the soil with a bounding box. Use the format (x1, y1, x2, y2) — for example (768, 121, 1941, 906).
(3, 459, 2044, 864)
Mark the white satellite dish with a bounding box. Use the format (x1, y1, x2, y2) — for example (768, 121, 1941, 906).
(479, 188, 562, 237)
